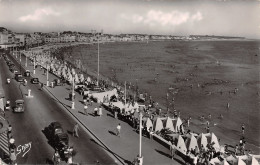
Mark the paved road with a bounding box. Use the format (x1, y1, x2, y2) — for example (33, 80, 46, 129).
(0, 53, 116, 164)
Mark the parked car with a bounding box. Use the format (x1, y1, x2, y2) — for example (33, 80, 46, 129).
(24, 70, 30, 77)
(13, 99, 25, 112)
(44, 122, 69, 151)
(15, 73, 23, 82)
(31, 78, 39, 84)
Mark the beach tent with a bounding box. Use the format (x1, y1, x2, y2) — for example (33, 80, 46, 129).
(185, 134, 199, 152)
(237, 157, 246, 165)
(74, 74, 79, 84)
(90, 89, 118, 103)
(87, 77, 91, 83)
(226, 155, 238, 164)
(79, 74, 84, 83)
(176, 135, 187, 154)
(172, 117, 183, 132)
(251, 157, 260, 165)
(221, 159, 229, 165)
(164, 117, 175, 132)
(145, 118, 153, 130)
(210, 133, 220, 151)
(210, 157, 221, 165)
(153, 118, 164, 132)
(197, 133, 208, 150)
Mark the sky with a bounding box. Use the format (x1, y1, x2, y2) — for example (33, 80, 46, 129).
(0, 0, 259, 39)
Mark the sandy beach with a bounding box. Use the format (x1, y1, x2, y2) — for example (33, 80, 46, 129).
(56, 40, 260, 154)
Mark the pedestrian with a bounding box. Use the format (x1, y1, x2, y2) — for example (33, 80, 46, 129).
(8, 124, 12, 138)
(206, 126, 210, 133)
(187, 118, 190, 127)
(83, 95, 87, 104)
(208, 114, 211, 119)
(84, 104, 88, 116)
(241, 124, 245, 135)
(5, 100, 10, 111)
(148, 127, 153, 140)
(41, 82, 44, 90)
(53, 150, 61, 165)
(73, 123, 79, 138)
(170, 143, 176, 160)
(116, 123, 121, 137)
(227, 102, 230, 109)
(234, 145, 238, 155)
(94, 107, 98, 116)
(193, 153, 198, 165)
(98, 106, 102, 116)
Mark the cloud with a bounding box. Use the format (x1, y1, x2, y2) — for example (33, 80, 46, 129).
(121, 10, 203, 27)
(19, 8, 60, 22)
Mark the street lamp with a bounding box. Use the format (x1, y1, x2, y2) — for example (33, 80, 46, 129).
(33, 55, 36, 74)
(46, 63, 49, 87)
(137, 108, 144, 165)
(71, 72, 76, 109)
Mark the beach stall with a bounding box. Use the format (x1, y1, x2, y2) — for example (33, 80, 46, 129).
(172, 117, 183, 133)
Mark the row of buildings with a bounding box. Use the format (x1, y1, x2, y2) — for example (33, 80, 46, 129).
(0, 27, 245, 49)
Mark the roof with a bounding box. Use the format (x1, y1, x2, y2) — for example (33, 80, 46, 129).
(15, 99, 24, 103)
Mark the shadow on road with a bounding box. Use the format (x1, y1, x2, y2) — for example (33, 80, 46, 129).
(90, 138, 132, 165)
(108, 130, 116, 136)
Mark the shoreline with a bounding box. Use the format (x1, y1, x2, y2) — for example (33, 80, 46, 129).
(32, 41, 260, 155)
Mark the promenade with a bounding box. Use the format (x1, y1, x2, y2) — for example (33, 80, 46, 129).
(16, 55, 184, 164)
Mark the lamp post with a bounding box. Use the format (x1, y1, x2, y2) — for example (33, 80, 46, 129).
(46, 63, 49, 87)
(71, 72, 75, 109)
(138, 109, 143, 165)
(97, 37, 100, 86)
(33, 55, 36, 74)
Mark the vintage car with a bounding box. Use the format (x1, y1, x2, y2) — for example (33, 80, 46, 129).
(15, 73, 23, 82)
(24, 70, 31, 77)
(13, 99, 25, 112)
(44, 122, 69, 151)
(31, 78, 39, 84)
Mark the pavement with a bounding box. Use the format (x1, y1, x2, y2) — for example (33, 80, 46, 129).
(16, 53, 186, 165)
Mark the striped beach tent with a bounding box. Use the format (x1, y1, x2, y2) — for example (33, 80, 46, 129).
(173, 117, 183, 132)
(237, 157, 246, 165)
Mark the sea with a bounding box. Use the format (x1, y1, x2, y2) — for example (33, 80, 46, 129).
(62, 40, 260, 153)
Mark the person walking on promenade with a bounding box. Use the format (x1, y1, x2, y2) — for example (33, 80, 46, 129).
(116, 123, 121, 137)
(73, 123, 79, 138)
(206, 126, 210, 133)
(170, 142, 176, 160)
(53, 150, 61, 165)
(7, 124, 12, 138)
(84, 104, 88, 116)
(40, 82, 44, 90)
(241, 124, 245, 135)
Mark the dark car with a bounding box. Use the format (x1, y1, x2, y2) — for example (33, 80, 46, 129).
(44, 122, 69, 150)
(15, 73, 23, 82)
(24, 70, 30, 77)
(31, 78, 39, 84)
(13, 99, 25, 112)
